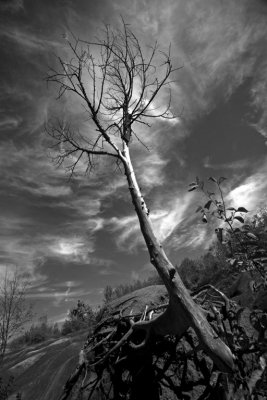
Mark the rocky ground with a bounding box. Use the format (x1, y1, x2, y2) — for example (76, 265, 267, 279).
(1, 331, 88, 400)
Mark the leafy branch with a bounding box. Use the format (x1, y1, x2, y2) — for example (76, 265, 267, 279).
(188, 176, 267, 280)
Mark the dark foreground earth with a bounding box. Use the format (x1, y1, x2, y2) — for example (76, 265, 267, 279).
(1, 280, 267, 399)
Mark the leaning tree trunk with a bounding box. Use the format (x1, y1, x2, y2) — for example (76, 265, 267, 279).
(120, 143, 234, 373)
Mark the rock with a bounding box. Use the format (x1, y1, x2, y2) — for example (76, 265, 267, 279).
(105, 285, 168, 316)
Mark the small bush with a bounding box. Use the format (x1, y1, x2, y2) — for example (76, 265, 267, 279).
(178, 251, 231, 291)
(61, 300, 96, 336)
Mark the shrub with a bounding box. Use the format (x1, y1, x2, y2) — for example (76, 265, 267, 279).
(0, 376, 15, 400)
(61, 300, 96, 336)
(178, 251, 232, 291)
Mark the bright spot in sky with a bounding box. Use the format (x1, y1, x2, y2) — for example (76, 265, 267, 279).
(50, 238, 85, 256)
(227, 179, 266, 212)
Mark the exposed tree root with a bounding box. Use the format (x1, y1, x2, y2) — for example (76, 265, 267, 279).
(57, 285, 267, 400)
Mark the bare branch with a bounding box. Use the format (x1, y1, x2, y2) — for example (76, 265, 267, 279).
(47, 20, 180, 177)
(46, 120, 119, 178)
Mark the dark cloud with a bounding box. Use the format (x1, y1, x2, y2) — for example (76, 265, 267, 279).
(0, 0, 24, 13)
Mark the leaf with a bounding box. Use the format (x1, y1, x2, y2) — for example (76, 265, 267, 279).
(237, 207, 248, 213)
(260, 314, 267, 329)
(204, 200, 213, 210)
(227, 207, 236, 211)
(246, 232, 258, 240)
(195, 206, 202, 213)
(202, 215, 208, 223)
(208, 176, 217, 183)
(228, 258, 237, 267)
(234, 216, 244, 224)
(199, 181, 204, 190)
(188, 186, 198, 192)
(218, 177, 227, 184)
(256, 248, 266, 254)
(254, 260, 264, 267)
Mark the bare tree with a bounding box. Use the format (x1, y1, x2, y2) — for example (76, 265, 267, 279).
(0, 268, 33, 362)
(47, 21, 234, 372)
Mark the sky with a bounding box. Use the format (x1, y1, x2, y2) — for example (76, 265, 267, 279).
(1, 0, 267, 323)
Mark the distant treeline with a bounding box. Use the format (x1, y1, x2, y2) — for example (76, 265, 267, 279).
(103, 273, 163, 303)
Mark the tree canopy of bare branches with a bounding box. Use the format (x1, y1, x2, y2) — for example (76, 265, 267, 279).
(0, 268, 33, 363)
(47, 21, 178, 175)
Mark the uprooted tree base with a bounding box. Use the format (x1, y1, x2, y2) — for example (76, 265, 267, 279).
(59, 285, 267, 400)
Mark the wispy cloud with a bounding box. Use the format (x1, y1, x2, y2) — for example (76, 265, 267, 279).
(203, 157, 250, 171)
(0, 211, 111, 284)
(170, 223, 211, 251)
(118, 0, 267, 140)
(107, 191, 193, 251)
(0, 116, 22, 130)
(227, 158, 267, 212)
(108, 215, 141, 251)
(25, 183, 72, 198)
(136, 152, 168, 189)
(27, 287, 93, 308)
(0, 137, 121, 278)
(174, 1, 267, 120)
(250, 59, 267, 141)
(0, 0, 24, 13)
(49, 236, 94, 261)
(151, 193, 193, 242)
(0, 27, 60, 52)
(0, 214, 47, 279)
